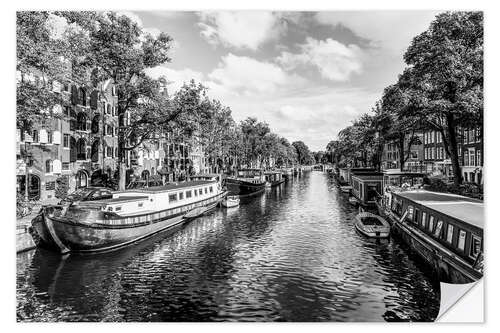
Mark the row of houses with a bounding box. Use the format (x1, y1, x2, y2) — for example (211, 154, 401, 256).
(16, 73, 209, 202)
(380, 127, 483, 185)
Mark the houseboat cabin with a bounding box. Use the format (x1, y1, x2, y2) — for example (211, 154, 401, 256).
(389, 190, 483, 282)
(383, 170, 425, 191)
(82, 180, 222, 217)
(350, 171, 383, 206)
(264, 171, 284, 186)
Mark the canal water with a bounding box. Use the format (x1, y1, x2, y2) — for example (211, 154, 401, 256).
(17, 172, 441, 322)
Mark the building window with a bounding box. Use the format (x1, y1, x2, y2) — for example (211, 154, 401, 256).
(63, 134, 70, 148)
(477, 150, 481, 166)
(32, 129, 39, 143)
(469, 148, 475, 166)
(62, 162, 70, 170)
(106, 147, 113, 158)
(458, 230, 466, 251)
(169, 193, 177, 202)
(47, 131, 53, 143)
(469, 235, 482, 259)
(446, 224, 454, 244)
(45, 159, 53, 173)
(107, 104, 111, 114)
(464, 151, 469, 166)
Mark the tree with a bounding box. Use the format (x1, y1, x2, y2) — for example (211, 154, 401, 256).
(380, 81, 423, 171)
(71, 12, 178, 190)
(403, 11, 483, 184)
(292, 141, 313, 165)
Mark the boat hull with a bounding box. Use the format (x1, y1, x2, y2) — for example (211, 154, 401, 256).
(31, 192, 225, 254)
(354, 222, 389, 238)
(389, 217, 482, 283)
(226, 179, 266, 196)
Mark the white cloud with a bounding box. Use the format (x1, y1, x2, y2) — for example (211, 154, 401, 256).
(277, 37, 364, 82)
(144, 66, 205, 93)
(197, 11, 284, 51)
(315, 11, 440, 53)
(207, 53, 305, 96)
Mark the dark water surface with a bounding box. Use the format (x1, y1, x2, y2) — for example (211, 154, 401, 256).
(17, 172, 440, 322)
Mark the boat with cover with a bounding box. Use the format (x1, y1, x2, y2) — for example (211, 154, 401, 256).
(225, 169, 266, 196)
(354, 212, 391, 238)
(31, 180, 226, 254)
(221, 195, 240, 208)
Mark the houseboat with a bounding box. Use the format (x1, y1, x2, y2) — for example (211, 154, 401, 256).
(225, 169, 266, 196)
(350, 171, 384, 207)
(31, 179, 227, 254)
(376, 170, 425, 218)
(386, 190, 483, 283)
(264, 171, 285, 187)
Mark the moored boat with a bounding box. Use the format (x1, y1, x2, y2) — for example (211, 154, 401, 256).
(225, 169, 266, 196)
(386, 190, 483, 283)
(31, 179, 226, 254)
(354, 212, 390, 238)
(221, 195, 240, 208)
(348, 196, 359, 206)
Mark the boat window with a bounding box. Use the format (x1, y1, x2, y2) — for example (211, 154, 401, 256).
(199, 189, 203, 195)
(446, 224, 454, 243)
(186, 190, 192, 198)
(205, 187, 208, 194)
(458, 230, 466, 251)
(469, 235, 482, 259)
(414, 208, 420, 224)
(107, 206, 113, 211)
(407, 205, 414, 221)
(138, 202, 143, 208)
(210, 186, 213, 193)
(421, 212, 427, 228)
(194, 189, 198, 196)
(179, 192, 184, 200)
(433, 220, 443, 238)
(169, 193, 177, 202)
(428, 216, 435, 232)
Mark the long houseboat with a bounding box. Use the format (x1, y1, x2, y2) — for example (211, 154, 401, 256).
(386, 190, 483, 283)
(31, 180, 227, 254)
(225, 169, 266, 196)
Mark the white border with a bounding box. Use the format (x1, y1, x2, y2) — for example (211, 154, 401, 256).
(2, 0, 497, 331)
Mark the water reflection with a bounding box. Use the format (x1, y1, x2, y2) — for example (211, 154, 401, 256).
(17, 172, 440, 322)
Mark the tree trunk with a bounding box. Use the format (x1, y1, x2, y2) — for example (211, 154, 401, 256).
(446, 114, 462, 185)
(398, 135, 405, 171)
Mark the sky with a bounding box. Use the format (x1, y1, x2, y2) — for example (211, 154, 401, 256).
(128, 10, 442, 151)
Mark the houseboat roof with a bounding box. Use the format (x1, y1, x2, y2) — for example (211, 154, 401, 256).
(115, 180, 216, 194)
(351, 173, 384, 180)
(383, 169, 425, 177)
(396, 190, 484, 229)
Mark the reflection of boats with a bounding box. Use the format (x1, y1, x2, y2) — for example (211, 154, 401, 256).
(354, 212, 390, 238)
(221, 196, 240, 208)
(31, 179, 226, 254)
(225, 169, 266, 196)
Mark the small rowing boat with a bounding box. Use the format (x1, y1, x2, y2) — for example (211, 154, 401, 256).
(221, 195, 240, 208)
(354, 212, 390, 238)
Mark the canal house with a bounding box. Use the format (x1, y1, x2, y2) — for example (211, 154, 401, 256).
(388, 190, 483, 283)
(350, 171, 384, 206)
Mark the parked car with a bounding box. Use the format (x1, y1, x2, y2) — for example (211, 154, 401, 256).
(59, 187, 113, 205)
